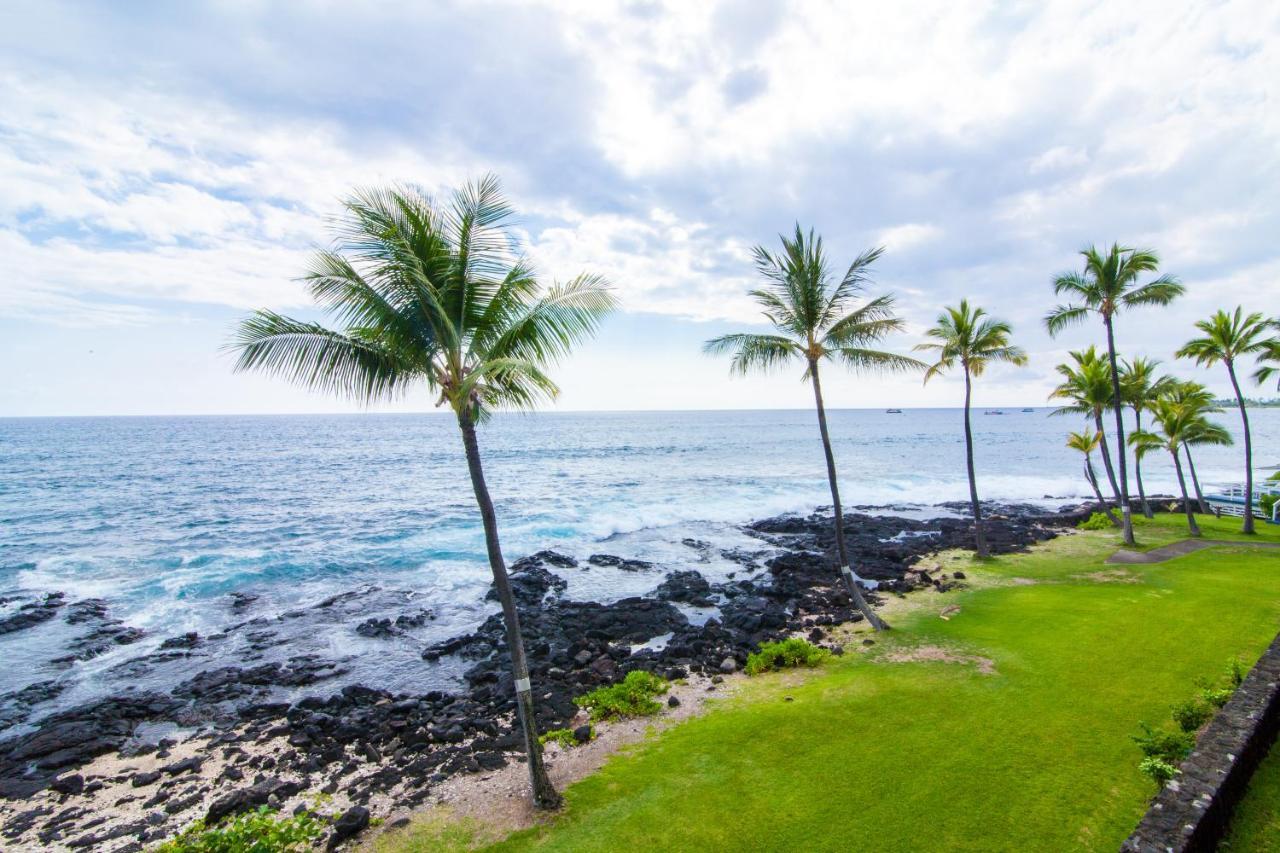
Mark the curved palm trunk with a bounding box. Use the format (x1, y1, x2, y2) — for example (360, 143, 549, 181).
(1182, 440, 1210, 513)
(1085, 456, 1121, 525)
(1227, 361, 1256, 534)
(1103, 317, 1136, 545)
(1133, 409, 1153, 519)
(458, 413, 561, 810)
(962, 366, 988, 557)
(1093, 410, 1122, 508)
(1171, 447, 1201, 537)
(809, 359, 888, 631)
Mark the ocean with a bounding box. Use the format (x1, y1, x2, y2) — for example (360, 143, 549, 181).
(1, 407, 1274, 727)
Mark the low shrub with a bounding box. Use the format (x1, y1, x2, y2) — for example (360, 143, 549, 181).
(153, 806, 325, 852)
(1171, 698, 1213, 733)
(1200, 685, 1235, 709)
(539, 727, 587, 748)
(1132, 722, 1195, 765)
(1139, 756, 1178, 789)
(1078, 511, 1115, 531)
(1229, 658, 1247, 688)
(575, 670, 669, 721)
(745, 638, 830, 676)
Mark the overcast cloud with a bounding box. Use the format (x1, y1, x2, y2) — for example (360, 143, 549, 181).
(2, 0, 1278, 415)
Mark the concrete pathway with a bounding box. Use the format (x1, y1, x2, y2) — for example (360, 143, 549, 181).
(1107, 539, 1280, 564)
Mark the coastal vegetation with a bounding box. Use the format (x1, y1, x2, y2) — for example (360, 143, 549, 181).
(917, 299, 1028, 556)
(378, 515, 1280, 851)
(1131, 398, 1211, 536)
(744, 637, 830, 675)
(704, 228, 922, 630)
(1178, 308, 1279, 534)
(1119, 357, 1174, 518)
(575, 671, 670, 721)
(1050, 347, 1125, 521)
(230, 176, 616, 810)
(1065, 429, 1120, 525)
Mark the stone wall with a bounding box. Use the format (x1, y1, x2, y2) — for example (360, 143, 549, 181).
(1121, 631, 1280, 852)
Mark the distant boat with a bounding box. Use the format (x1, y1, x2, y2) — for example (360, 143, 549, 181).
(886, 408, 903, 414)
(1021, 407, 1034, 413)
(984, 410, 1005, 415)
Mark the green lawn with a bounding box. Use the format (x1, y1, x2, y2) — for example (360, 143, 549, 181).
(385, 515, 1280, 852)
(1223, 740, 1280, 851)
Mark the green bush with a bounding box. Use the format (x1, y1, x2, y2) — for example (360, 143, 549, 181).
(575, 670, 669, 722)
(1077, 511, 1114, 531)
(1139, 756, 1178, 789)
(1132, 722, 1195, 765)
(1171, 698, 1213, 733)
(745, 638, 830, 676)
(539, 727, 588, 748)
(1200, 686, 1234, 709)
(1229, 658, 1247, 688)
(153, 806, 325, 852)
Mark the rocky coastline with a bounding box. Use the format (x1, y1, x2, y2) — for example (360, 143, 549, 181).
(0, 502, 1094, 850)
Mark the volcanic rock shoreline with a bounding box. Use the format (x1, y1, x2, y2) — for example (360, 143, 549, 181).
(0, 502, 1093, 850)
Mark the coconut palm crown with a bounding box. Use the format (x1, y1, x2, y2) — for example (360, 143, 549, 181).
(1066, 428, 1119, 525)
(230, 176, 616, 810)
(1177, 308, 1277, 533)
(916, 300, 1027, 556)
(1044, 243, 1184, 545)
(1049, 346, 1123, 513)
(1119, 357, 1176, 518)
(704, 226, 922, 630)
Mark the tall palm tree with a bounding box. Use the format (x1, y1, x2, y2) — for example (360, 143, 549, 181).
(1177, 308, 1277, 534)
(1130, 399, 1203, 537)
(916, 300, 1027, 557)
(230, 177, 615, 810)
(1045, 244, 1184, 545)
(1166, 380, 1224, 512)
(1050, 347, 1123, 510)
(704, 227, 921, 631)
(1119, 358, 1175, 518)
(1066, 429, 1120, 525)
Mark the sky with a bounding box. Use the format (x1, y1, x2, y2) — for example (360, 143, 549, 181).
(2, 0, 1278, 416)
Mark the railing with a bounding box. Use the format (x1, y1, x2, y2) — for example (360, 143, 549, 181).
(1205, 481, 1280, 522)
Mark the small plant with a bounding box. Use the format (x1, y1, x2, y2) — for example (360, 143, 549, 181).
(1139, 756, 1178, 789)
(745, 638, 831, 676)
(1171, 698, 1213, 733)
(1078, 511, 1115, 531)
(153, 806, 325, 852)
(1228, 658, 1247, 688)
(1200, 685, 1234, 709)
(1132, 721, 1195, 765)
(538, 727, 584, 749)
(575, 670, 670, 721)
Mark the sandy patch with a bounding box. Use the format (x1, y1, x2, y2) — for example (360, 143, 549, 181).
(880, 644, 997, 676)
(1077, 568, 1141, 584)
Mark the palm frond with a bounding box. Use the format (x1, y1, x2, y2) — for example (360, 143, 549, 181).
(703, 333, 802, 375)
(1044, 304, 1091, 336)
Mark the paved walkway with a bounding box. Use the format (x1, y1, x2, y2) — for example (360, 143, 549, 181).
(1107, 539, 1280, 564)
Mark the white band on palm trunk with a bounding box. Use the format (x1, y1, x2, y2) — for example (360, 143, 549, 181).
(840, 565, 854, 579)
(514, 677, 531, 693)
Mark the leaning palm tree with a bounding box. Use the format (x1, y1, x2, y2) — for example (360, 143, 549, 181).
(1166, 380, 1224, 512)
(1119, 358, 1175, 518)
(1177, 308, 1277, 534)
(1066, 429, 1120, 525)
(1131, 398, 1203, 537)
(230, 176, 615, 810)
(1050, 347, 1124, 509)
(1183, 417, 1234, 511)
(916, 300, 1027, 557)
(1045, 244, 1184, 545)
(705, 227, 921, 630)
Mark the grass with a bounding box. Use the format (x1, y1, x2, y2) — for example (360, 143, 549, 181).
(379, 514, 1280, 852)
(1222, 742, 1280, 851)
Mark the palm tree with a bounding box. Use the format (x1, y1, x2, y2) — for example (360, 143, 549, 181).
(1130, 399, 1203, 537)
(1045, 244, 1185, 545)
(1119, 358, 1175, 518)
(705, 227, 921, 631)
(916, 300, 1027, 557)
(230, 177, 615, 810)
(1177, 308, 1277, 534)
(1252, 338, 1280, 388)
(1066, 429, 1121, 525)
(1050, 347, 1124, 511)
(1166, 380, 1224, 512)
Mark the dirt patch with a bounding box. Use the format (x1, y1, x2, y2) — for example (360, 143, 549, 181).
(881, 644, 997, 676)
(1077, 568, 1141, 584)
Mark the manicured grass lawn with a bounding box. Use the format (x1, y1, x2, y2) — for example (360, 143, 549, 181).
(387, 515, 1280, 852)
(1222, 740, 1280, 851)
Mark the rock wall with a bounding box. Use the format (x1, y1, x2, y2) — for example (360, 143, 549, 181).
(1121, 631, 1280, 852)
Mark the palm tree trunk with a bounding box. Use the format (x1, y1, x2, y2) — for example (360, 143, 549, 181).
(457, 412, 561, 810)
(1171, 447, 1201, 537)
(1094, 411, 1123, 508)
(1103, 316, 1136, 545)
(962, 366, 988, 557)
(809, 358, 888, 631)
(1183, 440, 1210, 513)
(1133, 409, 1153, 518)
(1227, 360, 1256, 534)
(1085, 457, 1121, 525)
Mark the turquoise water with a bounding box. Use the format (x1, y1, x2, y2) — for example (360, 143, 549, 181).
(0, 407, 1273, 716)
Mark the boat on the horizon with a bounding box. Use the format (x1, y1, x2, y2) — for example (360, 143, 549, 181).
(885, 408, 903, 414)
(984, 410, 1005, 415)
(1021, 407, 1034, 413)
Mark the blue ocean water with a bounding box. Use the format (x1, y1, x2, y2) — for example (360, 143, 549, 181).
(1, 407, 1274, 722)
